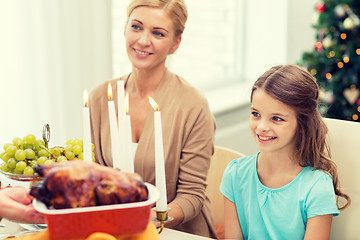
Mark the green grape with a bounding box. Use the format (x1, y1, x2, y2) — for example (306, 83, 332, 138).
(24, 134, 36, 144)
(72, 139, 81, 146)
(30, 160, 38, 168)
(3, 143, 12, 152)
(64, 144, 73, 152)
(80, 139, 83, 146)
(0, 152, 5, 159)
(14, 149, 26, 161)
(5, 145, 17, 157)
(13, 169, 23, 174)
(12, 137, 23, 148)
(7, 158, 17, 169)
(72, 145, 82, 155)
(1, 153, 10, 163)
(24, 149, 36, 159)
(56, 156, 67, 162)
(57, 156, 68, 163)
(66, 139, 74, 145)
(37, 156, 48, 165)
(34, 140, 44, 151)
(65, 151, 75, 160)
(22, 142, 34, 150)
(44, 159, 54, 165)
(50, 147, 61, 157)
(38, 149, 50, 157)
(23, 166, 34, 175)
(77, 152, 83, 160)
(1, 163, 9, 172)
(92, 156, 96, 162)
(16, 161, 27, 171)
(92, 143, 95, 151)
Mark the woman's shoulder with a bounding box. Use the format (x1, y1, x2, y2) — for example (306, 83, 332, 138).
(167, 71, 208, 105)
(89, 79, 117, 101)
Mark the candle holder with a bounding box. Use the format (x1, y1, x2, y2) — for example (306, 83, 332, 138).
(152, 208, 173, 234)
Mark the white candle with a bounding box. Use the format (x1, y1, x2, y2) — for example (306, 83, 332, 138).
(107, 83, 121, 169)
(82, 89, 92, 162)
(124, 93, 133, 173)
(118, 93, 133, 173)
(117, 80, 126, 126)
(149, 97, 167, 211)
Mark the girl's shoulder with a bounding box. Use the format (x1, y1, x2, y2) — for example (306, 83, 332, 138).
(298, 167, 334, 190)
(225, 153, 258, 175)
(301, 167, 333, 181)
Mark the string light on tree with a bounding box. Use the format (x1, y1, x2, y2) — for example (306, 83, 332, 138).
(316, 2, 326, 12)
(334, 5, 346, 18)
(344, 17, 356, 30)
(300, 1, 360, 121)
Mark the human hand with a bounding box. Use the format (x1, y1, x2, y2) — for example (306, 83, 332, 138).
(0, 186, 45, 224)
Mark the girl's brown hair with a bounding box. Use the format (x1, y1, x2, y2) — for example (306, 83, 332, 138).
(126, 0, 188, 38)
(251, 64, 350, 210)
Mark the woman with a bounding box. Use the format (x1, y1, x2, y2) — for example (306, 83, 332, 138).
(89, 0, 217, 238)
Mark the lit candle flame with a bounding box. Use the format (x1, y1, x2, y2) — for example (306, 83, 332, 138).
(125, 92, 129, 114)
(83, 89, 89, 107)
(148, 96, 159, 111)
(107, 83, 113, 101)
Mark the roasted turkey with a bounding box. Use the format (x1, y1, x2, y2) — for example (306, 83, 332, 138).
(30, 160, 148, 209)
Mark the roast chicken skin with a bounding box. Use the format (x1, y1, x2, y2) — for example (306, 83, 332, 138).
(30, 160, 148, 209)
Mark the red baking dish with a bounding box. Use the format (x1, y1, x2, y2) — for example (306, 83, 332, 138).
(33, 183, 159, 240)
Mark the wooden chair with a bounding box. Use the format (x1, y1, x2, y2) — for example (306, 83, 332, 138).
(206, 146, 245, 238)
(323, 118, 360, 240)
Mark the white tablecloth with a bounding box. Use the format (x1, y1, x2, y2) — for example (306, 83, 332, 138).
(0, 218, 214, 240)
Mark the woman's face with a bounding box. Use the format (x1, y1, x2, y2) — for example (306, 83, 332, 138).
(249, 88, 298, 156)
(124, 7, 181, 71)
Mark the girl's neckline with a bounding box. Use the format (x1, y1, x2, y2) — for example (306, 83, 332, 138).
(254, 152, 307, 192)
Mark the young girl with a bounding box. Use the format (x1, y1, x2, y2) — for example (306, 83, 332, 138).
(220, 64, 350, 239)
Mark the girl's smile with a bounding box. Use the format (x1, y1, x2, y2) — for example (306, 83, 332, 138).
(249, 88, 298, 155)
(257, 134, 277, 143)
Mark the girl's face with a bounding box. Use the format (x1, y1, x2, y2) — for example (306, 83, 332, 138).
(124, 7, 181, 71)
(249, 88, 298, 155)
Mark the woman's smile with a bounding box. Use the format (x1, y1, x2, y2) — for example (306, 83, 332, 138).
(133, 48, 153, 57)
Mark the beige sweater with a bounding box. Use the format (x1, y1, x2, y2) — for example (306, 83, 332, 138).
(89, 70, 217, 238)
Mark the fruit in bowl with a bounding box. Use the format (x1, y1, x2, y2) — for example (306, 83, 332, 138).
(0, 133, 95, 179)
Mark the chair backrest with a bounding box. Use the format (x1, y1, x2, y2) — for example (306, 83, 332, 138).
(323, 118, 360, 240)
(206, 146, 245, 226)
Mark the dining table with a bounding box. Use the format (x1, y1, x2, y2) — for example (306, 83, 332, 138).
(0, 218, 215, 240)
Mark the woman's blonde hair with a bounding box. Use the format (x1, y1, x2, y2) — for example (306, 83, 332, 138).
(251, 64, 351, 210)
(126, 0, 188, 38)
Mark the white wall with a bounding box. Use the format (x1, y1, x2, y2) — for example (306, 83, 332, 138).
(0, 0, 317, 151)
(214, 0, 317, 155)
(0, 1, 112, 146)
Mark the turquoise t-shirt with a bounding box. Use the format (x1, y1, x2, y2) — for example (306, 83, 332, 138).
(220, 152, 339, 240)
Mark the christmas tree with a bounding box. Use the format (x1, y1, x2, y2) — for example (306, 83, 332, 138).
(299, 0, 360, 122)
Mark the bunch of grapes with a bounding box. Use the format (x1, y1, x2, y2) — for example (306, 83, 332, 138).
(0, 134, 95, 175)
